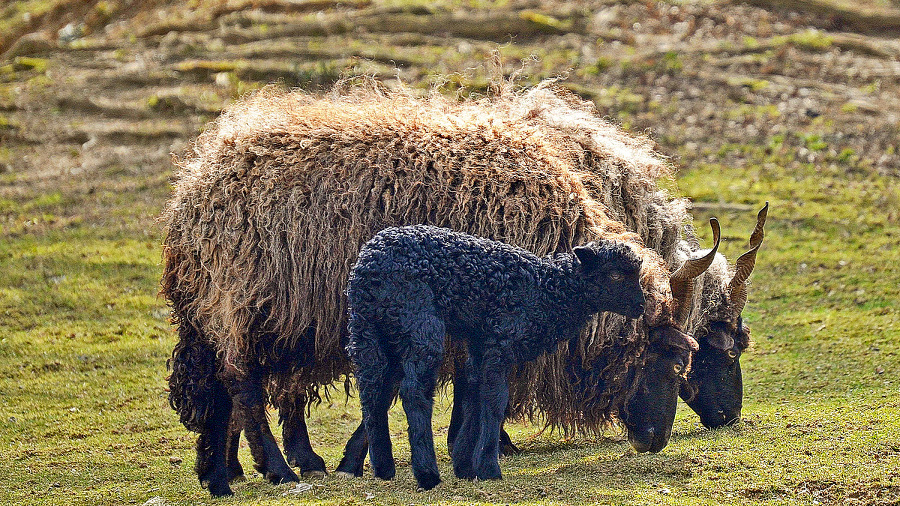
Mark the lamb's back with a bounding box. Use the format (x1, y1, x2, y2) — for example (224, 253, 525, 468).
(351, 226, 546, 324)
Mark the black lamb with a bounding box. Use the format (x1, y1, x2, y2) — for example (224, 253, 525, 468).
(345, 225, 646, 490)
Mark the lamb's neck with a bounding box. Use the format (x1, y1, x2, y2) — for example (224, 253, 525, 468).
(535, 255, 597, 335)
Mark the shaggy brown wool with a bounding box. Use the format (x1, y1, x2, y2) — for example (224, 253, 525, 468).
(503, 84, 756, 348)
(468, 83, 695, 432)
(161, 80, 678, 426)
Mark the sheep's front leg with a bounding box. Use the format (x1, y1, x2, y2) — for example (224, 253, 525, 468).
(448, 350, 519, 458)
(279, 395, 327, 477)
(335, 422, 368, 477)
(225, 374, 299, 486)
(335, 385, 401, 478)
(499, 426, 521, 456)
(473, 348, 509, 480)
(225, 410, 245, 483)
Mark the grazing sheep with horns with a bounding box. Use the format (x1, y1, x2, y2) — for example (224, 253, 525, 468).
(508, 85, 768, 428)
(346, 225, 646, 489)
(161, 80, 708, 496)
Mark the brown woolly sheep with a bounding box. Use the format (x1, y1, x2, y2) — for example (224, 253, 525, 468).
(162, 80, 706, 496)
(507, 85, 768, 428)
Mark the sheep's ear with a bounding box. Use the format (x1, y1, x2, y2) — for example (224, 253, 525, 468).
(573, 245, 599, 271)
(705, 328, 735, 351)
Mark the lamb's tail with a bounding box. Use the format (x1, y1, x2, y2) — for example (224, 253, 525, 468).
(167, 312, 225, 433)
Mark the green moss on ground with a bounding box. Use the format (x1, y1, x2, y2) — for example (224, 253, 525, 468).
(1, 0, 899, 504)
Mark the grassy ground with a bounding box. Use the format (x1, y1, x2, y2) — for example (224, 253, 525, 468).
(1, 0, 899, 505)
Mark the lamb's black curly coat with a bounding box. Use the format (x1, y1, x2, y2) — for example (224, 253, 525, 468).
(346, 225, 645, 490)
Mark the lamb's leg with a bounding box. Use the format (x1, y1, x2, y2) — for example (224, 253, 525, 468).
(335, 422, 368, 477)
(398, 313, 445, 491)
(336, 381, 401, 477)
(449, 351, 520, 458)
(447, 352, 468, 456)
(226, 373, 299, 486)
(225, 411, 245, 483)
(350, 313, 398, 481)
(473, 349, 509, 480)
(451, 351, 482, 480)
(279, 394, 327, 477)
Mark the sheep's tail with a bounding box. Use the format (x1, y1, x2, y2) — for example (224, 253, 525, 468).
(167, 311, 225, 433)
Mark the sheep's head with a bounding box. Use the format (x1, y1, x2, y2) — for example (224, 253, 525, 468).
(573, 240, 645, 319)
(621, 325, 698, 453)
(680, 203, 768, 429)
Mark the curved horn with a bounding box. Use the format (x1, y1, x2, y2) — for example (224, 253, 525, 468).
(671, 218, 721, 325)
(727, 202, 769, 316)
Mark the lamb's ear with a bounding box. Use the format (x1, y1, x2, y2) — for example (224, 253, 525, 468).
(573, 244, 599, 271)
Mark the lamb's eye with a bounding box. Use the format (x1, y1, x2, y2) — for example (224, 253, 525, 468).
(609, 271, 623, 282)
(672, 363, 683, 374)
(727, 350, 738, 359)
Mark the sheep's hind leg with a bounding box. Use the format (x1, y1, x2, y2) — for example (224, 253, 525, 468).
(226, 373, 299, 486)
(499, 426, 521, 456)
(398, 312, 445, 491)
(167, 319, 233, 496)
(350, 313, 398, 481)
(225, 411, 245, 483)
(195, 382, 234, 497)
(279, 395, 327, 477)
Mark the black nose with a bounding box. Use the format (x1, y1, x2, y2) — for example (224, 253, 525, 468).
(703, 408, 741, 428)
(628, 428, 654, 453)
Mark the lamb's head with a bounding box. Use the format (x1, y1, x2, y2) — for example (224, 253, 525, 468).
(573, 240, 644, 319)
(681, 203, 768, 428)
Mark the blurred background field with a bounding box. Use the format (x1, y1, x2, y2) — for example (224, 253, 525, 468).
(0, 0, 898, 504)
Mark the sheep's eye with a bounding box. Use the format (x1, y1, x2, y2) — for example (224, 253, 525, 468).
(672, 363, 684, 375)
(609, 271, 623, 282)
(727, 350, 738, 359)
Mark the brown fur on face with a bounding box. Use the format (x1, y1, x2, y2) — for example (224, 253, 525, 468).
(161, 79, 678, 431)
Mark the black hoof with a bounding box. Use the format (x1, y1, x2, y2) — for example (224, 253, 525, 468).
(372, 463, 396, 481)
(200, 471, 233, 497)
(414, 470, 442, 491)
(201, 473, 233, 497)
(265, 467, 300, 485)
(499, 432, 521, 456)
(287, 452, 327, 476)
(453, 465, 476, 481)
(476, 462, 502, 481)
(335, 456, 364, 478)
(227, 461, 245, 482)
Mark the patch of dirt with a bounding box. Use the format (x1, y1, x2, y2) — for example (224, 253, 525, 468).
(1, 0, 898, 234)
(790, 478, 900, 505)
